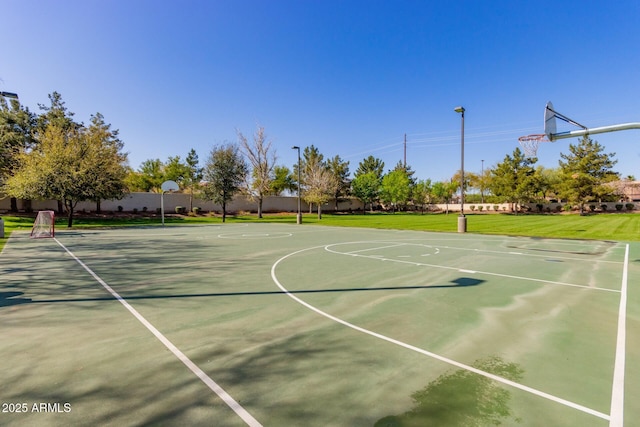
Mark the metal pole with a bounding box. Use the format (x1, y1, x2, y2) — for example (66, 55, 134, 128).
(161, 192, 165, 226)
(550, 123, 640, 141)
(292, 146, 302, 224)
(454, 106, 467, 233)
(460, 111, 465, 214)
(481, 159, 484, 204)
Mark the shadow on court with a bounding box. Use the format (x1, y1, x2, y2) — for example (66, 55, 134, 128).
(2, 277, 484, 306)
(0, 291, 32, 307)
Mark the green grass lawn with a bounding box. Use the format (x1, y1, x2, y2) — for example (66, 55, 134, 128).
(2, 212, 639, 252)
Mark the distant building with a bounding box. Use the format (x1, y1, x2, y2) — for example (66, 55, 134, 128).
(607, 180, 640, 201)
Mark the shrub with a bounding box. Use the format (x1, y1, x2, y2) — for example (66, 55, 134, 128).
(478, 205, 484, 211)
(156, 207, 162, 214)
(470, 205, 476, 211)
(615, 204, 623, 211)
(544, 206, 551, 213)
(142, 206, 148, 212)
(536, 204, 543, 212)
(192, 207, 201, 215)
(589, 204, 596, 212)
(600, 204, 608, 211)
(117, 205, 123, 212)
(133, 208, 138, 214)
(626, 203, 635, 211)
(175, 206, 186, 214)
(563, 204, 572, 212)
(555, 205, 563, 212)
(493, 205, 499, 212)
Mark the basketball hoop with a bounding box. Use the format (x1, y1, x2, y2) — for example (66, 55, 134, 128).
(518, 134, 549, 158)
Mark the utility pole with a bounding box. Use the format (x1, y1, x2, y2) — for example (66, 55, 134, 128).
(403, 133, 407, 168)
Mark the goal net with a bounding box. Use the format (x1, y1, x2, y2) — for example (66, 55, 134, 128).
(31, 210, 55, 239)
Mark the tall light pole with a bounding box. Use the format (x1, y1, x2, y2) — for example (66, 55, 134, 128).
(454, 106, 466, 233)
(292, 146, 302, 224)
(481, 159, 484, 204)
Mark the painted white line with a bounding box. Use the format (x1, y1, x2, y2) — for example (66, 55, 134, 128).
(345, 243, 406, 254)
(271, 245, 610, 421)
(420, 242, 623, 265)
(609, 243, 629, 427)
(54, 238, 262, 427)
(324, 243, 619, 294)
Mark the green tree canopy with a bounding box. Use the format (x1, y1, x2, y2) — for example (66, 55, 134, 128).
(431, 181, 457, 214)
(127, 159, 165, 192)
(327, 155, 350, 210)
(4, 118, 128, 227)
(489, 148, 538, 213)
(355, 155, 384, 179)
(201, 143, 247, 222)
(269, 165, 296, 195)
(413, 179, 433, 213)
(0, 97, 36, 211)
(558, 136, 619, 214)
(351, 171, 381, 213)
(380, 168, 411, 212)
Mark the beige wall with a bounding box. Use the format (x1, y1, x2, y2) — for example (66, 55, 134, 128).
(0, 193, 365, 214)
(0, 194, 635, 214)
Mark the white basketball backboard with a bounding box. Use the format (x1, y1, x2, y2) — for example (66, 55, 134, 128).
(544, 102, 557, 141)
(161, 180, 179, 192)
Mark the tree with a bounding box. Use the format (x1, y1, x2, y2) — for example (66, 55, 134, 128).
(302, 153, 337, 219)
(36, 91, 79, 135)
(5, 120, 128, 228)
(327, 155, 350, 210)
(431, 181, 457, 214)
(413, 179, 433, 214)
(380, 169, 411, 213)
(298, 145, 324, 213)
(0, 97, 36, 211)
(489, 148, 538, 213)
(201, 143, 247, 222)
(164, 155, 189, 186)
(269, 165, 296, 195)
(129, 159, 165, 192)
(237, 126, 276, 218)
(84, 113, 129, 213)
(351, 171, 380, 213)
(355, 155, 384, 179)
(184, 149, 203, 212)
(558, 136, 619, 214)
(534, 166, 562, 201)
(35, 91, 81, 214)
(351, 155, 384, 214)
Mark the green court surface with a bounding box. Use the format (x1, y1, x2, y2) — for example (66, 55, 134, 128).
(1, 224, 638, 426)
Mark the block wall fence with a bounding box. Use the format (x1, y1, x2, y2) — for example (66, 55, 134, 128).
(0, 194, 635, 215)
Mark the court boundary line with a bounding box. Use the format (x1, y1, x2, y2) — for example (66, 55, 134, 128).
(271, 243, 611, 421)
(53, 237, 262, 427)
(325, 242, 620, 293)
(381, 238, 624, 265)
(609, 243, 629, 427)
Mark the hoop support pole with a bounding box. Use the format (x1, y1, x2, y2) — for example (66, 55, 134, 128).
(550, 123, 640, 141)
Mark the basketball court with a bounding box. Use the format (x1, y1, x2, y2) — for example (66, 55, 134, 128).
(1, 223, 638, 426)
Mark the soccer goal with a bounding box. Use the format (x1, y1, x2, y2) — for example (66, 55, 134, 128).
(31, 210, 55, 239)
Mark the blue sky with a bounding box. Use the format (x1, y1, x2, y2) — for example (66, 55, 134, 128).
(2, 0, 640, 182)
